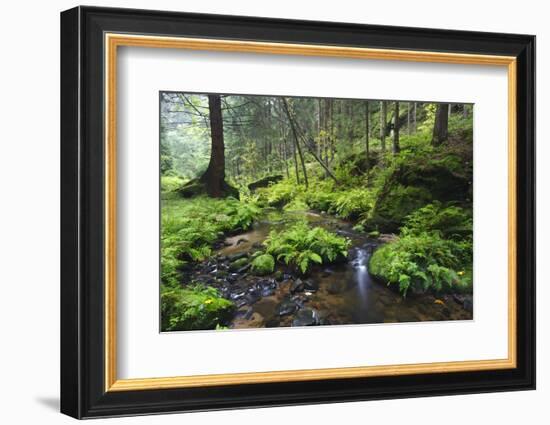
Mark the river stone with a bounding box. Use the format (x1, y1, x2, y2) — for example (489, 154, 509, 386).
(226, 273, 240, 283)
(463, 296, 473, 313)
(229, 257, 249, 271)
(290, 278, 304, 294)
(277, 298, 298, 316)
(274, 271, 284, 282)
(303, 279, 318, 292)
(236, 264, 251, 274)
(228, 252, 248, 261)
(245, 288, 261, 305)
(292, 308, 320, 327)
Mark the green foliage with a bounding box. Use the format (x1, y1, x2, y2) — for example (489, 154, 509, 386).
(161, 284, 235, 331)
(332, 188, 375, 219)
(251, 253, 275, 275)
(264, 222, 350, 274)
(161, 197, 260, 286)
(161, 175, 185, 193)
(369, 232, 472, 296)
(402, 202, 472, 240)
(256, 179, 303, 207)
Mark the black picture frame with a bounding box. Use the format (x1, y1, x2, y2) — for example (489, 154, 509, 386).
(61, 5, 536, 419)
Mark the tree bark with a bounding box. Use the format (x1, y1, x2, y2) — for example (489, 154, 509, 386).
(393, 101, 400, 154)
(432, 103, 449, 146)
(365, 101, 370, 162)
(282, 98, 308, 189)
(413, 102, 417, 132)
(199, 94, 227, 197)
(379, 101, 387, 151)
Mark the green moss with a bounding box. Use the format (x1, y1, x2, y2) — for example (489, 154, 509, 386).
(229, 257, 249, 271)
(160, 284, 235, 331)
(251, 254, 275, 275)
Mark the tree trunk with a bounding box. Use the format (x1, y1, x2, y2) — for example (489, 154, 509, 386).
(393, 101, 400, 154)
(379, 101, 387, 151)
(407, 102, 411, 135)
(199, 94, 227, 197)
(365, 101, 370, 162)
(282, 98, 308, 189)
(432, 103, 449, 146)
(413, 102, 417, 132)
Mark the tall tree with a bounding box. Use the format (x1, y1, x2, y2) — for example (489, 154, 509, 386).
(432, 103, 449, 146)
(392, 101, 400, 154)
(282, 98, 309, 189)
(365, 101, 370, 162)
(199, 94, 231, 197)
(379, 101, 387, 151)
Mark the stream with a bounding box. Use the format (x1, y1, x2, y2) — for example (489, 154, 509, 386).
(189, 209, 472, 329)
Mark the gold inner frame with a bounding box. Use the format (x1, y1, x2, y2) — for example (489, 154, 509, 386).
(104, 33, 517, 392)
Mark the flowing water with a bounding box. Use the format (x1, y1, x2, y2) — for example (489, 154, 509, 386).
(211, 209, 472, 329)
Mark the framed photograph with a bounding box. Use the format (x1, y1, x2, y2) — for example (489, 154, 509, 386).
(60, 6, 535, 419)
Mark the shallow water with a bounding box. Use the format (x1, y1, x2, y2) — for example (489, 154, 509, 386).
(214, 209, 472, 329)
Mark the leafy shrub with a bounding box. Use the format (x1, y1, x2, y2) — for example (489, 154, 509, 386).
(402, 201, 472, 240)
(332, 188, 375, 219)
(264, 222, 350, 274)
(256, 180, 302, 207)
(304, 190, 338, 212)
(160, 284, 235, 331)
(161, 175, 185, 193)
(251, 253, 275, 275)
(369, 232, 472, 296)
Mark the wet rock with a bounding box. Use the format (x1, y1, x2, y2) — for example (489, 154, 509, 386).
(236, 238, 248, 245)
(229, 257, 249, 271)
(228, 252, 248, 262)
(292, 308, 320, 327)
(234, 298, 248, 308)
(245, 288, 261, 305)
(259, 279, 277, 296)
(226, 273, 240, 283)
(274, 271, 284, 282)
(236, 264, 251, 274)
(277, 298, 298, 316)
(291, 294, 309, 308)
(463, 296, 473, 313)
(196, 274, 215, 284)
(322, 268, 333, 277)
(303, 279, 318, 292)
(290, 278, 304, 294)
(229, 286, 247, 300)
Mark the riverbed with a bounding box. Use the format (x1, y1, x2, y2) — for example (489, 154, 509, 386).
(187, 208, 472, 329)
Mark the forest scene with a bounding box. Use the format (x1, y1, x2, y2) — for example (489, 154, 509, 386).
(160, 91, 474, 332)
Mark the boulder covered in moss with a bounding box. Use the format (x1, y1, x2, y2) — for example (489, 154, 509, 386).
(248, 175, 283, 191)
(366, 154, 470, 233)
(178, 179, 239, 199)
(251, 254, 275, 276)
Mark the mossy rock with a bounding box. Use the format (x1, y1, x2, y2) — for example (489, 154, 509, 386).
(178, 179, 239, 199)
(366, 155, 470, 233)
(339, 152, 379, 176)
(248, 175, 283, 191)
(229, 257, 249, 271)
(251, 254, 275, 276)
